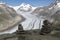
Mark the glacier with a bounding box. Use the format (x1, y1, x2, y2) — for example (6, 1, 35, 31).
(17, 11, 44, 30)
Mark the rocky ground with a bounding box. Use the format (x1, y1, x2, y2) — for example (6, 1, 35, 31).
(0, 29, 60, 40)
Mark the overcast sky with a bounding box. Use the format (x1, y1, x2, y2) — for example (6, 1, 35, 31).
(0, 0, 56, 6)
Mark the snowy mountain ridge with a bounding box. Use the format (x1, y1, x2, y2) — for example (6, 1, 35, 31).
(13, 3, 37, 11)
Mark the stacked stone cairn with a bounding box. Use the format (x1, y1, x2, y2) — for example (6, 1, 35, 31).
(16, 24, 26, 40)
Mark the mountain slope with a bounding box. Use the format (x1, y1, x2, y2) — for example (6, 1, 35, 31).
(0, 3, 23, 32)
(49, 2, 60, 20)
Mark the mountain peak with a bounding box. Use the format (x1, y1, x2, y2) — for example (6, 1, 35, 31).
(20, 3, 31, 7)
(13, 3, 37, 11)
(18, 3, 32, 11)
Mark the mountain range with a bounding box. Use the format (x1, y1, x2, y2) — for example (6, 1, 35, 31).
(0, 1, 60, 34)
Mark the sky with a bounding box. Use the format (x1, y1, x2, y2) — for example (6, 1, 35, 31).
(0, 0, 56, 6)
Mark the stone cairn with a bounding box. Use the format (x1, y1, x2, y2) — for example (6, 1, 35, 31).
(40, 20, 52, 35)
(16, 24, 26, 40)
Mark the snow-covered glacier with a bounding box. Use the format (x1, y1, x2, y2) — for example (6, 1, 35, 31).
(17, 11, 44, 30)
(14, 3, 45, 30)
